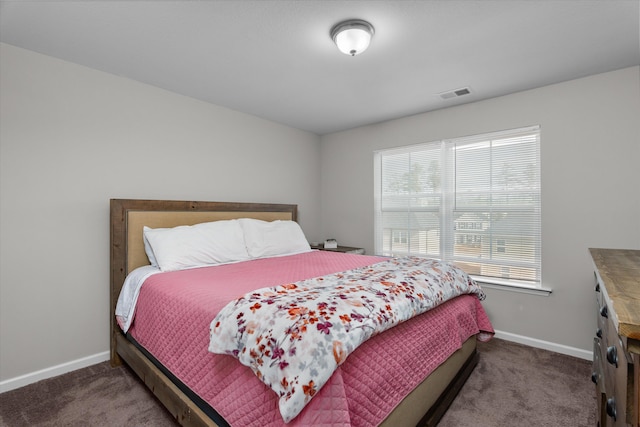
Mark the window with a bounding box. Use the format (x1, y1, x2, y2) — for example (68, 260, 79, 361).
(392, 230, 408, 244)
(374, 126, 541, 288)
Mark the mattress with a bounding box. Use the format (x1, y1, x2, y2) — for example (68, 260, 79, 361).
(126, 251, 493, 426)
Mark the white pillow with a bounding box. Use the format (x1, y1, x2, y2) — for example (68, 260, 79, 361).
(143, 220, 250, 271)
(239, 219, 311, 259)
(143, 234, 158, 267)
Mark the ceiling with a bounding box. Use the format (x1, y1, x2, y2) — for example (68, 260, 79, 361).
(1, 1, 639, 135)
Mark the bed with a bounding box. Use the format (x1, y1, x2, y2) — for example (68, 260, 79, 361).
(110, 198, 493, 426)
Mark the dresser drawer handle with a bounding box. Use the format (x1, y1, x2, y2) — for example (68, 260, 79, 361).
(591, 372, 598, 384)
(596, 328, 602, 338)
(606, 397, 617, 421)
(595, 282, 600, 292)
(606, 346, 618, 368)
(600, 305, 608, 318)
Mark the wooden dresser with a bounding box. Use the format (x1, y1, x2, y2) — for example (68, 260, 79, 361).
(590, 248, 640, 427)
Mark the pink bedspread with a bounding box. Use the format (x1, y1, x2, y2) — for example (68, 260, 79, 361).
(128, 251, 493, 426)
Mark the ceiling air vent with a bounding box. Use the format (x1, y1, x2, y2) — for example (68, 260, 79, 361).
(438, 87, 472, 100)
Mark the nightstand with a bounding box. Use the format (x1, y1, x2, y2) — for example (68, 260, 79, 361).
(310, 244, 365, 255)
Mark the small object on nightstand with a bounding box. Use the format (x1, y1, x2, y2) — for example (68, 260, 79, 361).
(324, 239, 338, 249)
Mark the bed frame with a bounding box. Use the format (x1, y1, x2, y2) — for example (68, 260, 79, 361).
(110, 198, 478, 427)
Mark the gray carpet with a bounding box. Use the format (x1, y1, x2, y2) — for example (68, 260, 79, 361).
(438, 338, 595, 426)
(0, 338, 595, 426)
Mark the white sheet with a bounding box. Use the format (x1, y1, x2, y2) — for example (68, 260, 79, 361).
(115, 265, 160, 333)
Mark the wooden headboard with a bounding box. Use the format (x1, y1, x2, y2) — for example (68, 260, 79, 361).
(109, 199, 297, 363)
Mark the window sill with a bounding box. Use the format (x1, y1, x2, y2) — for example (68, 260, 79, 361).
(471, 276, 553, 296)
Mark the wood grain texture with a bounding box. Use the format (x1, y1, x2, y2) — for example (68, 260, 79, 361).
(590, 248, 640, 426)
(589, 248, 640, 342)
(116, 334, 216, 427)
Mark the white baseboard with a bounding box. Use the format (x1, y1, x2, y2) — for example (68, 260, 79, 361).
(494, 330, 593, 361)
(0, 331, 592, 394)
(0, 351, 110, 394)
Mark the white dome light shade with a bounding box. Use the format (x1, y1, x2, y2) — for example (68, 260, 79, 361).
(330, 19, 375, 56)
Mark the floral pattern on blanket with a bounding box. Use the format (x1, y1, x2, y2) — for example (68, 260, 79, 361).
(208, 256, 485, 423)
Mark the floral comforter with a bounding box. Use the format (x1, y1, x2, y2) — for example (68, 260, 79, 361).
(208, 256, 486, 423)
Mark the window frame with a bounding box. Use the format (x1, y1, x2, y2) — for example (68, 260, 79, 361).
(374, 125, 547, 293)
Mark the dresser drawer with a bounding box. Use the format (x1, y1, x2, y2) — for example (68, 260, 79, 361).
(604, 324, 630, 425)
(594, 337, 604, 392)
(594, 276, 633, 426)
(590, 248, 640, 427)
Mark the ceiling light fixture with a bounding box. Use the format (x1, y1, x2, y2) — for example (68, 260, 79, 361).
(330, 19, 375, 56)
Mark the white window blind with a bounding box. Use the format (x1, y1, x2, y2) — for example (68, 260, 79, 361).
(374, 125, 541, 287)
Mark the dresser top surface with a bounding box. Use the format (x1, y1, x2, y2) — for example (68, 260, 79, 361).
(589, 248, 640, 341)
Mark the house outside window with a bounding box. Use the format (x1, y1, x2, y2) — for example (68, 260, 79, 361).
(374, 126, 541, 288)
(392, 230, 408, 244)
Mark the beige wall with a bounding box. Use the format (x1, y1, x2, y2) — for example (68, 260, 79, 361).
(319, 66, 640, 354)
(0, 43, 321, 382)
